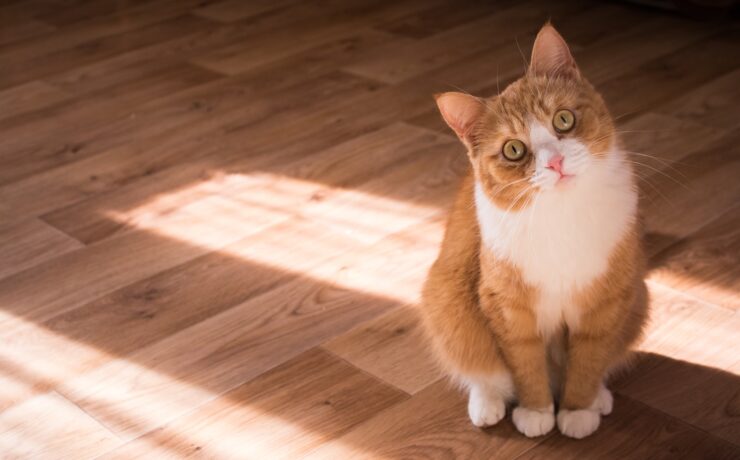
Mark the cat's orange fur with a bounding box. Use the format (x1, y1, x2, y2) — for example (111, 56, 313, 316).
(420, 24, 649, 439)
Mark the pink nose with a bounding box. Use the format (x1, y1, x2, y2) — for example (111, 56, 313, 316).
(547, 154, 564, 174)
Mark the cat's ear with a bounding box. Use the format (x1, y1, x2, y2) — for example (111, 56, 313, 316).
(529, 23, 580, 79)
(435, 92, 483, 144)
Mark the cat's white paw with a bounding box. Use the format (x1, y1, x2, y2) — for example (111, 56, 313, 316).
(557, 409, 600, 439)
(468, 386, 506, 427)
(512, 405, 555, 437)
(590, 385, 613, 416)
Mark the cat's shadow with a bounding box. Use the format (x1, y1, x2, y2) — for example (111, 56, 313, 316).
(474, 351, 739, 457)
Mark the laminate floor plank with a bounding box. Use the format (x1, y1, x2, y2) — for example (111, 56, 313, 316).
(323, 306, 441, 394)
(57, 217, 449, 440)
(0, 32, 392, 217)
(0, 81, 70, 124)
(0, 218, 83, 280)
(303, 379, 544, 460)
(0, 126, 456, 412)
(650, 207, 740, 311)
(515, 395, 740, 460)
(0, 13, 217, 90)
(0, 61, 222, 185)
(657, 68, 740, 132)
(190, 0, 441, 75)
(0, 391, 121, 459)
(99, 348, 408, 459)
(38, 71, 387, 243)
(193, 0, 301, 24)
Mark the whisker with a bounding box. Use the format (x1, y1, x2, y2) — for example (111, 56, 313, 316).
(636, 175, 675, 208)
(617, 158, 691, 191)
(612, 110, 640, 121)
(498, 186, 533, 225)
(623, 151, 690, 177)
(493, 177, 530, 197)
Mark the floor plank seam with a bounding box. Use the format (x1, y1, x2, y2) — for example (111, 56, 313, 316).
(320, 345, 415, 398)
(52, 390, 127, 444)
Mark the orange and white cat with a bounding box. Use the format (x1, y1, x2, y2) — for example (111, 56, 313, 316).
(420, 24, 648, 439)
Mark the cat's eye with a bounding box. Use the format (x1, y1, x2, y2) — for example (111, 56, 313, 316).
(553, 109, 576, 133)
(502, 139, 527, 161)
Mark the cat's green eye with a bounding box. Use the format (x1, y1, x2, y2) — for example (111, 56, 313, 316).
(553, 109, 576, 133)
(502, 139, 527, 161)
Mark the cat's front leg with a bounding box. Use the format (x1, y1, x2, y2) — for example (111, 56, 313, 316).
(557, 303, 624, 438)
(479, 286, 555, 438)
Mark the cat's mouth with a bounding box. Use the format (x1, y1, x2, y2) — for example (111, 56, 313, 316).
(556, 173, 575, 185)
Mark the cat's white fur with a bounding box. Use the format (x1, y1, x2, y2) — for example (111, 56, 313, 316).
(470, 120, 636, 437)
(466, 372, 513, 427)
(512, 404, 555, 437)
(475, 120, 637, 340)
(558, 385, 613, 438)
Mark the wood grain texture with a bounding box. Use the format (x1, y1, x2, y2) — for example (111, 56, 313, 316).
(0, 392, 120, 459)
(0, 81, 69, 123)
(0, 0, 737, 457)
(57, 217, 448, 440)
(0, 218, 82, 280)
(650, 208, 740, 310)
(323, 306, 441, 394)
(657, 68, 740, 131)
(637, 281, 738, 371)
(614, 353, 740, 448)
(303, 379, 543, 459)
(516, 395, 740, 460)
(100, 348, 408, 459)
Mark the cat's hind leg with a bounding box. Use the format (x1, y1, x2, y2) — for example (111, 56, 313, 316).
(464, 373, 515, 427)
(420, 271, 513, 428)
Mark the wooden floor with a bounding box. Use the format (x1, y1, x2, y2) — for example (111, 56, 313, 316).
(0, 0, 738, 458)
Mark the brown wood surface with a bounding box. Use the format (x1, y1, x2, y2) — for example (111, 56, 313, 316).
(0, 0, 738, 458)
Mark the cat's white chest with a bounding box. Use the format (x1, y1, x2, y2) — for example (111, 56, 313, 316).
(475, 159, 637, 339)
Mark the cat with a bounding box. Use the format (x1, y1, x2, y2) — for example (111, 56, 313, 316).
(420, 23, 648, 439)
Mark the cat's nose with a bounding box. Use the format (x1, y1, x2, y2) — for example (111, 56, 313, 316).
(546, 154, 564, 174)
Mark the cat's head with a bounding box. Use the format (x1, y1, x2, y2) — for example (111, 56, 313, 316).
(436, 23, 617, 209)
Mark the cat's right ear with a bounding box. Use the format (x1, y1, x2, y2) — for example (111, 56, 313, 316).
(529, 23, 580, 79)
(435, 92, 483, 146)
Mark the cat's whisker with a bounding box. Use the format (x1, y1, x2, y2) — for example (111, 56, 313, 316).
(620, 161, 682, 205)
(612, 110, 640, 121)
(613, 128, 681, 135)
(623, 151, 689, 177)
(525, 191, 541, 262)
(635, 175, 676, 208)
(494, 177, 530, 197)
(617, 158, 691, 191)
(498, 186, 533, 225)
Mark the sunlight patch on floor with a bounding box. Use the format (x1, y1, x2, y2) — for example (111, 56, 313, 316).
(0, 311, 115, 410)
(649, 269, 738, 311)
(639, 281, 740, 371)
(104, 172, 443, 305)
(0, 310, 340, 459)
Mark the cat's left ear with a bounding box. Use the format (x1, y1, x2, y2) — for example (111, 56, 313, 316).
(529, 23, 580, 80)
